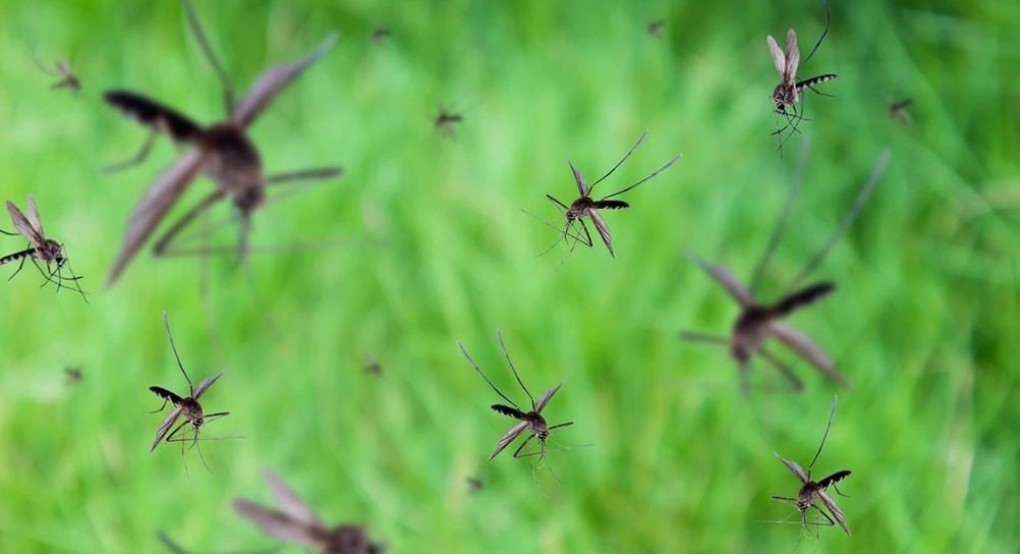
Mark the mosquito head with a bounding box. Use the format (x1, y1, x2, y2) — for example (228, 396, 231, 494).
(328, 524, 381, 554)
(771, 85, 797, 112)
(39, 239, 65, 264)
(233, 186, 266, 213)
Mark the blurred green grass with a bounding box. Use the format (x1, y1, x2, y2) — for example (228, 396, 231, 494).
(0, 0, 1017, 552)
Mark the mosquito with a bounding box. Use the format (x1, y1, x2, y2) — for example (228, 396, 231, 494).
(544, 131, 681, 258)
(680, 142, 891, 392)
(363, 354, 382, 376)
(433, 105, 465, 138)
(647, 20, 665, 37)
(887, 98, 913, 125)
(467, 476, 484, 495)
(458, 331, 573, 463)
(1, 194, 87, 299)
(234, 469, 385, 554)
(65, 366, 83, 384)
(34, 57, 81, 92)
(372, 27, 392, 44)
(149, 312, 231, 470)
(104, 0, 342, 286)
(771, 396, 852, 537)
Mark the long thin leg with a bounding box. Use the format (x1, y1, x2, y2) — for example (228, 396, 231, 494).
(182, 0, 235, 117)
(512, 433, 537, 458)
(7, 254, 28, 281)
(800, 0, 831, 66)
(152, 189, 227, 256)
(678, 332, 728, 347)
(587, 131, 648, 194)
(807, 396, 839, 473)
(458, 342, 519, 409)
(759, 349, 805, 392)
(162, 312, 194, 393)
(495, 330, 534, 408)
(104, 130, 158, 173)
(750, 138, 809, 294)
(266, 167, 343, 185)
(149, 397, 172, 414)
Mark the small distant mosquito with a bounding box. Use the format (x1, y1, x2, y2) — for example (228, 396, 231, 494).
(65, 366, 83, 384)
(544, 131, 681, 258)
(467, 476, 484, 494)
(680, 142, 891, 391)
(363, 354, 382, 376)
(647, 20, 664, 37)
(234, 469, 385, 554)
(34, 57, 81, 92)
(149, 312, 231, 469)
(1, 194, 86, 299)
(372, 27, 392, 44)
(104, 0, 341, 285)
(771, 396, 852, 537)
(887, 98, 913, 124)
(458, 331, 573, 462)
(433, 105, 465, 138)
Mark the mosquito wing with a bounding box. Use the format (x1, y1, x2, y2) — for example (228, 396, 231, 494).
(489, 420, 529, 460)
(569, 160, 589, 197)
(5, 200, 45, 245)
(534, 383, 563, 413)
(150, 404, 185, 451)
(774, 452, 809, 483)
(106, 149, 205, 286)
(234, 499, 324, 549)
(231, 34, 337, 128)
(25, 194, 46, 240)
(766, 35, 786, 78)
(817, 489, 851, 536)
(691, 256, 754, 307)
(783, 29, 800, 86)
(263, 470, 324, 528)
(588, 209, 615, 257)
(769, 323, 848, 386)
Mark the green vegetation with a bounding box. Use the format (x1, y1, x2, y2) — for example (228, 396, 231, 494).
(0, 0, 1017, 552)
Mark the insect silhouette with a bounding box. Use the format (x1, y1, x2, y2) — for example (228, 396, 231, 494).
(234, 469, 385, 554)
(372, 27, 392, 44)
(149, 312, 231, 469)
(104, 0, 342, 285)
(1, 195, 86, 299)
(467, 476, 484, 495)
(458, 331, 573, 462)
(363, 354, 382, 376)
(647, 20, 665, 37)
(544, 131, 681, 258)
(680, 142, 891, 392)
(771, 396, 852, 537)
(65, 366, 83, 384)
(887, 98, 913, 124)
(433, 105, 465, 138)
(34, 57, 81, 92)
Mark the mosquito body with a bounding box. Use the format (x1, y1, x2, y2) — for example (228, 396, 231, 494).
(647, 20, 664, 37)
(459, 331, 573, 462)
(545, 131, 680, 257)
(467, 476, 484, 494)
(888, 98, 913, 124)
(372, 27, 392, 44)
(680, 143, 891, 391)
(433, 105, 464, 138)
(149, 313, 229, 460)
(104, 0, 341, 285)
(234, 469, 385, 554)
(65, 366, 83, 384)
(766, 29, 837, 116)
(772, 396, 852, 536)
(1, 195, 85, 297)
(37, 59, 81, 92)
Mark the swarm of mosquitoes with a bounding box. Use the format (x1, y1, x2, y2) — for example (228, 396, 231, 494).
(5, 0, 917, 550)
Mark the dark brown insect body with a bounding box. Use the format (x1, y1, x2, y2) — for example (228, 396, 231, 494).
(545, 131, 680, 257)
(772, 397, 852, 536)
(1, 195, 85, 296)
(647, 20, 664, 37)
(459, 332, 573, 461)
(34, 58, 81, 92)
(234, 470, 384, 554)
(104, 0, 341, 285)
(888, 98, 913, 124)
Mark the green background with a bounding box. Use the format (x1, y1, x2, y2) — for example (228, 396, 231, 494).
(0, 0, 1017, 552)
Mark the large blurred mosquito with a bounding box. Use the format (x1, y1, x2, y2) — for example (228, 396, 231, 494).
(771, 396, 852, 537)
(680, 143, 891, 392)
(544, 131, 681, 258)
(458, 331, 573, 463)
(234, 469, 385, 554)
(766, 2, 836, 148)
(149, 312, 232, 470)
(34, 57, 81, 92)
(104, 0, 341, 285)
(1, 195, 86, 299)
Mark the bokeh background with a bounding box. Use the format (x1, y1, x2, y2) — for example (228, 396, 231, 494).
(0, 0, 1017, 552)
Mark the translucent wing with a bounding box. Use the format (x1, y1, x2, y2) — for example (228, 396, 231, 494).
(263, 470, 324, 528)
(232, 34, 337, 128)
(588, 209, 615, 257)
(534, 383, 563, 413)
(193, 372, 224, 399)
(234, 499, 324, 549)
(6, 200, 44, 245)
(818, 489, 851, 535)
(691, 255, 754, 307)
(25, 194, 45, 239)
(766, 35, 786, 78)
(774, 452, 809, 483)
(769, 323, 848, 386)
(150, 405, 184, 452)
(489, 420, 529, 460)
(106, 149, 205, 286)
(784, 29, 800, 85)
(569, 160, 589, 197)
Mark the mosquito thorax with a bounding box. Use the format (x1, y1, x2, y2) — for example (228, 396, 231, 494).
(771, 84, 797, 109)
(41, 239, 64, 262)
(200, 124, 265, 212)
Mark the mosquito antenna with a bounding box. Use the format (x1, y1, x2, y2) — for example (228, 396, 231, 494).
(458, 342, 519, 409)
(587, 131, 648, 194)
(162, 312, 194, 392)
(788, 148, 890, 287)
(807, 395, 838, 474)
(602, 153, 682, 200)
(496, 330, 535, 408)
(181, 0, 235, 116)
(750, 137, 810, 293)
(800, 0, 831, 66)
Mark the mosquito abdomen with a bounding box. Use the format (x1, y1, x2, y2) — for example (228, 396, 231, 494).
(593, 199, 630, 210)
(769, 282, 835, 317)
(104, 90, 204, 143)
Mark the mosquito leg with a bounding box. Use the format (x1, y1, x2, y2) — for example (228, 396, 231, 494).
(576, 219, 594, 249)
(760, 349, 805, 392)
(7, 255, 28, 281)
(512, 433, 537, 459)
(152, 189, 227, 256)
(149, 398, 171, 414)
(103, 130, 158, 173)
(545, 194, 571, 211)
(831, 483, 850, 498)
(160, 419, 192, 451)
(266, 167, 344, 186)
(678, 332, 728, 347)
